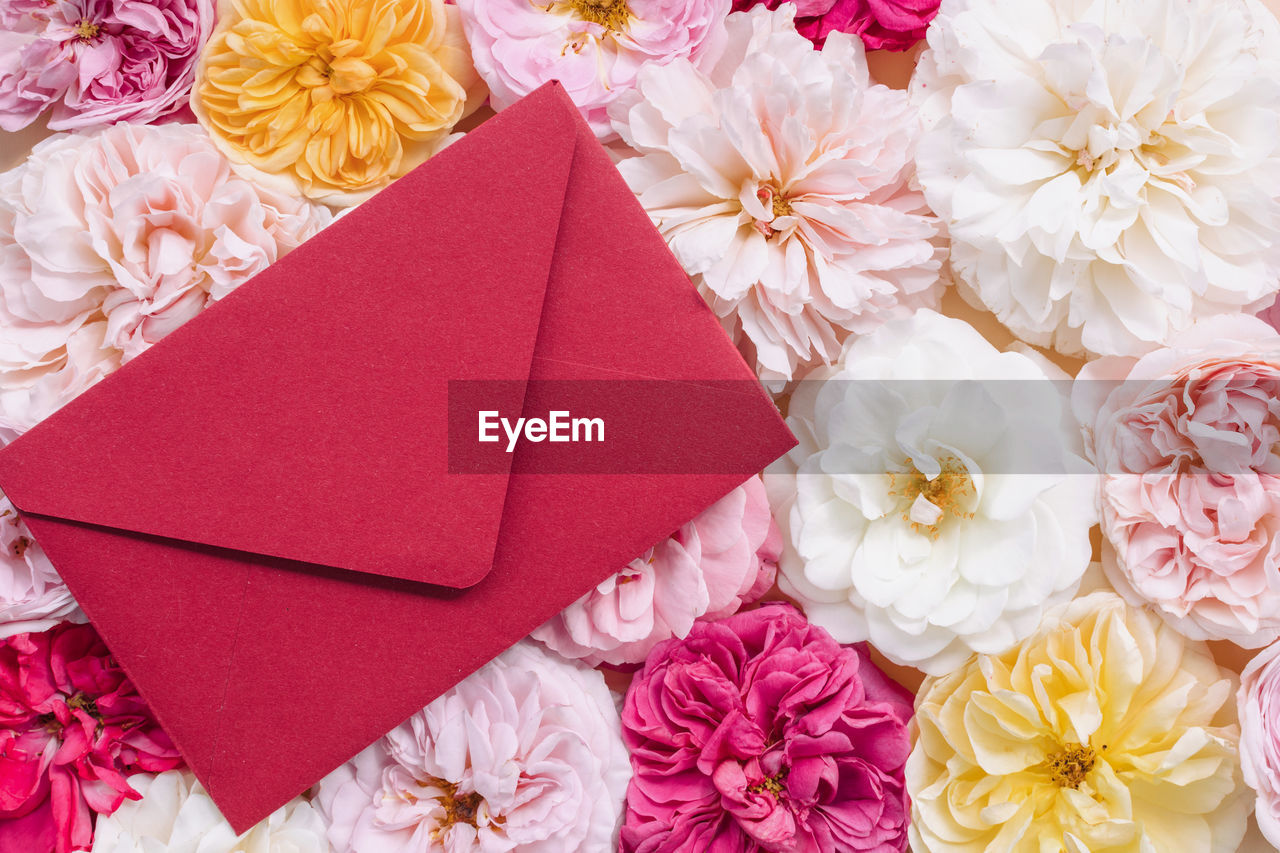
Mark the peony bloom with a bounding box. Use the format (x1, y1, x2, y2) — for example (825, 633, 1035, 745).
(621, 603, 912, 852)
(455, 0, 727, 140)
(727, 0, 937, 51)
(1239, 640, 1280, 848)
(91, 770, 329, 853)
(909, 592, 1250, 853)
(530, 475, 779, 667)
(0, 123, 331, 441)
(195, 0, 484, 206)
(770, 309, 1097, 674)
(0, 623, 183, 853)
(0, 0, 215, 132)
(912, 0, 1280, 358)
(610, 6, 941, 382)
(314, 641, 630, 852)
(0, 496, 83, 640)
(1074, 315, 1280, 647)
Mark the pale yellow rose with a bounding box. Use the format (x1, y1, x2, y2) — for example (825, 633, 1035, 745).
(907, 592, 1249, 853)
(194, 0, 484, 206)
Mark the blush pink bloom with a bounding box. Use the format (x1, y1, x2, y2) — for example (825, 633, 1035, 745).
(315, 641, 630, 852)
(1074, 315, 1280, 647)
(0, 0, 215, 131)
(1260, 296, 1280, 336)
(0, 123, 331, 442)
(531, 476, 779, 667)
(454, 0, 728, 138)
(1240, 640, 1280, 848)
(728, 0, 937, 50)
(0, 496, 84, 640)
(0, 623, 182, 853)
(622, 603, 912, 852)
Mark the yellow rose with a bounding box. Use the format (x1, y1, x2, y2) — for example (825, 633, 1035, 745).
(194, 0, 484, 205)
(908, 592, 1249, 853)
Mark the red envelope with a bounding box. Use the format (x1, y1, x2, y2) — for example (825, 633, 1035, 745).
(0, 83, 795, 831)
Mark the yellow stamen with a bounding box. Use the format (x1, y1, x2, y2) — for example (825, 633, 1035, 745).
(568, 0, 631, 31)
(1047, 743, 1096, 789)
(73, 19, 99, 41)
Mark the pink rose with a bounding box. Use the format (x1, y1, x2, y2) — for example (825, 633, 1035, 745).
(728, 0, 937, 50)
(1074, 315, 1280, 647)
(0, 623, 182, 853)
(1240, 640, 1280, 848)
(622, 603, 912, 852)
(1260, 295, 1280, 336)
(531, 476, 779, 667)
(455, 0, 729, 138)
(0, 496, 84, 640)
(315, 641, 630, 852)
(0, 0, 215, 132)
(0, 123, 331, 441)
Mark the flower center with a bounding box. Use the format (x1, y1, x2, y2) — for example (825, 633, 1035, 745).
(325, 57, 378, 95)
(72, 19, 100, 41)
(11, 535, 29, 558)
(746, 767, 788, 796)
(752, 185, 795, 240)
(888, 456, 977, 538)
(420, 776, 491, 838)
(34, 692, 102, 733)
(1046, 743, 1096, 789)
(567, 0, 631, 31)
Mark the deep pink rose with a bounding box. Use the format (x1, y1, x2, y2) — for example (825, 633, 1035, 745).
(0, 623, 182, 853)
(0, 0, 215, 132)
(621, 603, 912, 852)
(727, 0, 937, 50)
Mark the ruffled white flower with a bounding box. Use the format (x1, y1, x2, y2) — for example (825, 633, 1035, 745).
(91, 770, 330, 853)
(611, 6, 942, 382)
(912, 0, 1280, 357)
(769, 310, 1097, 674)
(315, 641, 630, 853)
(0, 494, 82, 639)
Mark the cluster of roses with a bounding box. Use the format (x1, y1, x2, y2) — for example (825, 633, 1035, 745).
(6, 0, 1280, 852)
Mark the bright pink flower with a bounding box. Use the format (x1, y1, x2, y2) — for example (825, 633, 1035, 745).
(531, 476, 779, 667)
(728, 0, 937, 50)
(0, 623, 181, 853)
(0, 0, 215, 132)
(621, 604, 912, 852)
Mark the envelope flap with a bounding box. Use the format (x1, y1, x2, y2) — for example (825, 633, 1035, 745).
(0, 86, 581, 589)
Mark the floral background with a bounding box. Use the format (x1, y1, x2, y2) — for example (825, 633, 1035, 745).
(5, 0, 1280, 851)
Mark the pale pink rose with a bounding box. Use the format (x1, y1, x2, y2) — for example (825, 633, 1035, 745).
(455, 0, 729, 139)
(1261, 296, 1280, 335)
(531, 476, 780, 667)
(610, 7, 942, 382)
(0, 495, 83, 640)
(1074, 315, 1280, 647)
(0, 123, 331, 442)
(315, 641, 631, 853)
(1240, 640, 1280, 847)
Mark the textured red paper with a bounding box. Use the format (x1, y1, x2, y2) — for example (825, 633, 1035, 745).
(0, 83, 796, 831)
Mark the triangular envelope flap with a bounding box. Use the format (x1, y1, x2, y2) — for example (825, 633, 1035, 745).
(0, 86, 580, 590)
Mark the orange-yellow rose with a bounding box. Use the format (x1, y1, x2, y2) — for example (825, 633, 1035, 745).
(194, 0, 484, 205)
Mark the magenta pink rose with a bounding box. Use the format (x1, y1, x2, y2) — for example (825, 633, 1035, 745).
(531, 476, 779, 667)
(621, 603, 912, 852)
(1074, 315, 1280, 647)
(728, 0, 937, 50)
(0, 623, 182, 853)
(0, 0, 215, 132)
